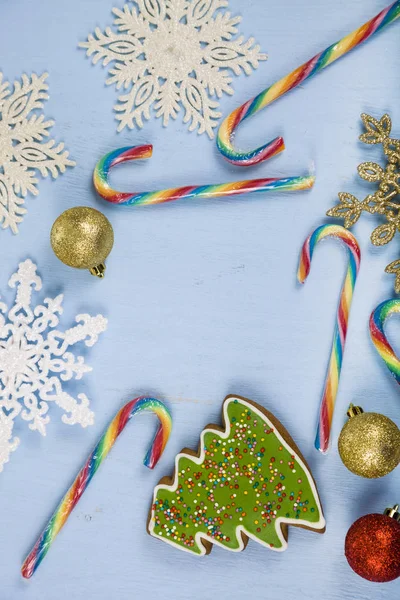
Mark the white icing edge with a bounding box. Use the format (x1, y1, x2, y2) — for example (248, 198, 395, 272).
(149, 396, 326, 555)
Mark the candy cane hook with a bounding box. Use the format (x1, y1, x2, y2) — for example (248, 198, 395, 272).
(21, 397, 172, 579)
(93, 145, 314, 207)
(217, 1, 400, 166)
(370, 299, 400, 386)
(298, 225, 361, 453)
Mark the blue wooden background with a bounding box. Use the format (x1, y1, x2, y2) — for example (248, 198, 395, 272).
(0, 0, 399, 598)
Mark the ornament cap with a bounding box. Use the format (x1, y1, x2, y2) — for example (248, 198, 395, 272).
(89, 263, 106, 278)
(346, 403, 364, 418)
(384, 504, 400, 522)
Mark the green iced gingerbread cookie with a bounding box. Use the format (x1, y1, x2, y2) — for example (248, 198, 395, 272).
(148, 395, 325, 555)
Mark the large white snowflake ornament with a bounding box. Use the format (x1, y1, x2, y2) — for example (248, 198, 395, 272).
(0, 72, 75, 233)
(0, 260, 107, 472)
(80, 0, 266, 137)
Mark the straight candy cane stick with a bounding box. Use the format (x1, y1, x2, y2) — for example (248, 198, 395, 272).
(298, 225, 361, 453)
(93, 146, 315, 206)
(21, 396, 172, 579)
(370, 299, 400, 385)
(217, 1, 400, 166)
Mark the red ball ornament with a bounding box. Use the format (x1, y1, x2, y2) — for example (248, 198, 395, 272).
(345, 505, 400, 582)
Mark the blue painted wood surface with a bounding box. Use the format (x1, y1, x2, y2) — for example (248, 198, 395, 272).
(0, 1, 399, 598)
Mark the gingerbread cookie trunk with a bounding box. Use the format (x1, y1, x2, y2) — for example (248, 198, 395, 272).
(148, 395, 325, 555)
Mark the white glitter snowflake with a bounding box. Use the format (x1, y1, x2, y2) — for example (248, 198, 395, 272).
(0, 72, 75, 234)
(79, 0, 266, 137)
(0, 260, 107, 472)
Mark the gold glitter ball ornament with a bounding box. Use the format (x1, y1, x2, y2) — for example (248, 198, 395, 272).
(338, 404, 400, 478)
(51, 207, 114, 278)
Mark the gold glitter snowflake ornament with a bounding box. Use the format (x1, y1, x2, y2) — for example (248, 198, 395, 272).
(327, 114, 400, 293)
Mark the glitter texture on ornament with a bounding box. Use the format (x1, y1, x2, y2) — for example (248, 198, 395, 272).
(0, 260, 107, 472)
(327, 113, 400, 292)
(80, 0, 266, 137)
(0, 72, 75, 234)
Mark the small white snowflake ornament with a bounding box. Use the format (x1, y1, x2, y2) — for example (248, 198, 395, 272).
(0, 260, 107, 472)
(80, 0, 267, 137)
(0, 72, 75, 234)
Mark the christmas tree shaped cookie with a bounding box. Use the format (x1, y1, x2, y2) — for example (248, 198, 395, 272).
(148, 396, 325, 555)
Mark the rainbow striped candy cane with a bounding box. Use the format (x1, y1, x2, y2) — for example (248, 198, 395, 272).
(298, 225, 361, 453)
(93, 145, 315, 206)
(21, 397, 172, 579)
(217, 1, 400, 166)
(370, 299, 400, 386)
